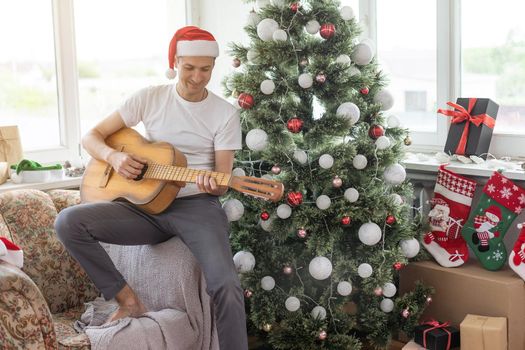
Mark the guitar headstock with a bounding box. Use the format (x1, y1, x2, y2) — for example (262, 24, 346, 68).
(230, 176, 284, 202)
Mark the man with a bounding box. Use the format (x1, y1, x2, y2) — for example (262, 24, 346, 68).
(55, 26, 248, 350)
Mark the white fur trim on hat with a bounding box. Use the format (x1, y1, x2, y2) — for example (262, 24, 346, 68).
(177, 40, 220, 57)
(0, 238, 24, 269)
(165, 68, 177, 80)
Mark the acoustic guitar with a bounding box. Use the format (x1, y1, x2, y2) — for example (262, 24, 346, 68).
(80, 128, 284, 214)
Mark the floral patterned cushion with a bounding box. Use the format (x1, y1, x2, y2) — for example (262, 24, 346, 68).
(53, 306, 91, 350)
(0, 189, 98, 313)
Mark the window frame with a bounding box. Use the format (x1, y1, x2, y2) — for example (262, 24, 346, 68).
(359, 0, 525, 159)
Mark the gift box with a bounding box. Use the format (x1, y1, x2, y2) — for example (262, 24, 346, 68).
(413, 321, 459, 350)
(439, 98, 499, 158)
(460, 314, 507, 350)
(399, 260, 524, 350)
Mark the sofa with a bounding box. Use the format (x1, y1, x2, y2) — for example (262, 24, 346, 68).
(0, 189, 217, 350)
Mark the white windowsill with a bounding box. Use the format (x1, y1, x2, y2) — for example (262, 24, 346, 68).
(0, 176, 81, 194)
(403, 152, 525, 182)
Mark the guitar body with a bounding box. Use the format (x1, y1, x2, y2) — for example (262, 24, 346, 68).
(80, 128, 187, 214)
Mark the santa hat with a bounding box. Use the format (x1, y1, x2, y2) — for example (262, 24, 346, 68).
(0, 237, 23, 268)
(166, 26, 220, 80)
(485, 205, 502, 223)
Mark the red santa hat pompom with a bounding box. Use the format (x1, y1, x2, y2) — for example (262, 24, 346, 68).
(0, 237, 23, 268)
(166, 26, 220, 79)
(485, 205, 502, 223)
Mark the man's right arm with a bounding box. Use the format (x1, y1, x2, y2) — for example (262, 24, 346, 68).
(82, 111, 145, 179)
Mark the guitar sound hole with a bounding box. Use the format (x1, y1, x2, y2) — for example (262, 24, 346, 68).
(134, 164, 148, 181)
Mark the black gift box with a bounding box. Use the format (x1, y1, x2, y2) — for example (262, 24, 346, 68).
(414, 324, 460, 350)
(443, 98, 499, 158)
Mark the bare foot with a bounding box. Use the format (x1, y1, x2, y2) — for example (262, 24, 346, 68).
(106, 301, 147, 323)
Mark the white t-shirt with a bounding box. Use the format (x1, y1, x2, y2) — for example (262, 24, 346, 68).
(118, 84, 242, 197)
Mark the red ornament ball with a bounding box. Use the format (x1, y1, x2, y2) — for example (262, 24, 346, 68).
(260, 211, 270, 221)
(401, 308, 410, 318)
(341, 216, 351, 226)
(360, 87, 369, 95)
(318, 330, 327, 340)
(315, 73, 326, 84)
(332, 176, 343, 188)
(393, 262, 404, 271)
(368, 124, 385, 139)
(290, 2, 300, 12)
(287, 191, 303, 206)
(374, 287, 383, 296)
(232, 58, 241, 68)
(238, 93, 254, 109)
(297, 228, 307, 239)
(320, 23, 336, 39)
(244, 289, 253, 298)
(283, 265, 293, 275)
(386, 215, 396, 225)
(271, 165, 281, 175)
(287, 117, 304, 133)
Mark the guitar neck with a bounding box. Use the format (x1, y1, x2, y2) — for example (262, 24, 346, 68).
(143, 163, 231, 186)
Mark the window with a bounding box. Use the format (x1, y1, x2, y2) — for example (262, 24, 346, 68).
(0, 1, 61, 151)
(0, 0, 186, 163)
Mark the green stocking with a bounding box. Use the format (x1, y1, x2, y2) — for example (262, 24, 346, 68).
(461, 171, 525, 270)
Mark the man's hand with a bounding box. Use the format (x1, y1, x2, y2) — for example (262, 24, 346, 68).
(108, 151, 147, 180)
(196, 173, 227, 196)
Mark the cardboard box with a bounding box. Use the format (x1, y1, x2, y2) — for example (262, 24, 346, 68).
(399, 260, 524, 350)
(460, 314, 507, 350)
(443, 97, 499, 158)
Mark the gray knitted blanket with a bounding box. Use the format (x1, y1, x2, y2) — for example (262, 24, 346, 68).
(76, 236, 219, 350)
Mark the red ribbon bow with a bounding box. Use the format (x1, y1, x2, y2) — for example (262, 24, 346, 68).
(422, 319, 452, 350)
(437, 98, 496, 155)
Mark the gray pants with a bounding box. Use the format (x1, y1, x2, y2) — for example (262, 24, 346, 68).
(55, 194, 248, 350)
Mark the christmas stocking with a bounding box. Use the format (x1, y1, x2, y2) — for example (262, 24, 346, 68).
(509, 223, 525, 281)
(423, 165, 476, 267)
(461, 171, 525, 271)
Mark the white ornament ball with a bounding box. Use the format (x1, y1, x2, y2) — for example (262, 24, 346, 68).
(222, 198, 245, 222)
(358, 263, 373, 278)
(277, 204, 292, 219)
(351, 43, 374, 66)
(400, 238, 420, 258)
(316, 195, 331, 210)
(337, 281, 353, 296)
(311, 306, 327, 320)
(261, 174, 273, 180)
(361, 38, 377, 55)
(305, 20, 321, 34)
(261, 276, 276, 291)
(380, 298, 394, 313)
(309, 256, 333, 280)
(318, 154, 334, 169)
(336, 54, 351, 66)
(232, 167, 246, 177)
(340, 6, 355, 21)
(387, 115, 400, 128)
(257, 18, 280, 42)
(285, 296, 301, 312)
(298, 73, 313, 89)
(260, 216, 274, 232)
(336, 102, 360, 125)
(374, 89, 395, 111)
(353, 154, 368, 170)
(375, 136, 391, 150)
(358, 222, 382, 246)
(233, 251, 255, 273)
(349, 66, 361, 77)
(383, 163, 406, 185)
(247, 48, 259, 63)
(293, 150, 308, 164)
(255, 0, 271, 11)
(382, 282, 397, 298)
(247, 12, 262, 27)
(246, 128, 268, 151)
(272, 29, 288, 42)
(391, 193, 403, 206)
(344, 188, 359, 202)
(260, 79, 276, 95)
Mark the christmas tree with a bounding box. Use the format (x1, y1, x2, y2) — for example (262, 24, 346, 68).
(222, 1, 433, 348)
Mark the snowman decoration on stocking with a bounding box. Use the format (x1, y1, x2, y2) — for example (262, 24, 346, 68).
(472, 205, 501, 252)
